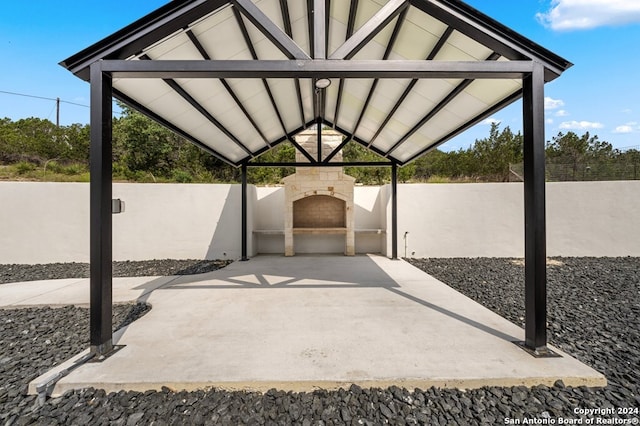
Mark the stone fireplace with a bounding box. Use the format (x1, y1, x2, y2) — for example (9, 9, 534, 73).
(282, 129, 355, 256)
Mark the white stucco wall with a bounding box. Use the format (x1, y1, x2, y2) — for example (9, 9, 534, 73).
(393, 181, 640, 258)
(0, 182, 246, 264)
(1, 181, 638, 264)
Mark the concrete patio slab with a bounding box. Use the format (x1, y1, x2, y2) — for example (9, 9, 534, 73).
(27, 255, 605, 396)
(0, 276, 176, 307)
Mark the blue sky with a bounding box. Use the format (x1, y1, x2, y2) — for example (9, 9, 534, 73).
(1, 0, 639, 152)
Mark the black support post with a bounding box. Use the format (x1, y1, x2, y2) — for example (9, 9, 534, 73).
(522, 62, 550, 355)
(391, 162, 398, 260)
(241, 162, 249, 261)
(89, 61, 113, 355)
(316, 119, 322, 162)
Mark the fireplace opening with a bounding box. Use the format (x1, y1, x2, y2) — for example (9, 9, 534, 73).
(293, 195, 346, 228)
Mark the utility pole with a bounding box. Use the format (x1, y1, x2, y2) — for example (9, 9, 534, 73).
(56, 97, 60, 128)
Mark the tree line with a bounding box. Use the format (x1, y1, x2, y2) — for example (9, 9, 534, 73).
(1, 106, 638, 184)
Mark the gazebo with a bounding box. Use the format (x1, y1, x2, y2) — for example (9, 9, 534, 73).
(60, 0, 572, 359)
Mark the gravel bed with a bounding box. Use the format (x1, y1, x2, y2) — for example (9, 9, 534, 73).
(0, 259, 233, 285)
(1, 258, 638, 425)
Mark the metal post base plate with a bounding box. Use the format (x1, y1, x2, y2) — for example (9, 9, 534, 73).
(89, 344, 125, 362)
(513, 341, 562, 358)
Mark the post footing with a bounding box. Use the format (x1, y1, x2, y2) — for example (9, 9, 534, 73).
(89, 344, 125, 362)
(513, 341, 562, 358)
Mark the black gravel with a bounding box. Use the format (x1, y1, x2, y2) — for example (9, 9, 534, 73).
(0, 259, 233, 285)
(1, 258, 639, 425)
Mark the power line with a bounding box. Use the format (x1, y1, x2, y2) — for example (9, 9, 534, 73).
(0, 89, 124, 126)
(0, 89, 89, 108)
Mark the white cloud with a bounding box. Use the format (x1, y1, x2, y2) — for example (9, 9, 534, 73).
(555, 109, 569, 117)
(621, 108, 633, 114)
(544, 97, 564, 110)
(481, 118, 501, 125)
(537, 0, 640, 31)
(559, 120, 604, 130)
(614, 125, 634, 134)
(546, 118, 554, 124)
(614, 122, 639, 133)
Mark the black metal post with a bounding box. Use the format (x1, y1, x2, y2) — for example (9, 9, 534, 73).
(522, 62, 549, 355)
(241, 162, 248, 261)
(316, 119, 322, 162)
(89, 61, 113, 355)
(391, 162, 398, 260)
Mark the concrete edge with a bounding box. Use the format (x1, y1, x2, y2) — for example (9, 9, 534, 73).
(28, 348, 92, 395)
(41, 375, 606, 398)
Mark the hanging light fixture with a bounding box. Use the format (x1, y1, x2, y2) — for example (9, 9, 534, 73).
(314, 78, 332, 89)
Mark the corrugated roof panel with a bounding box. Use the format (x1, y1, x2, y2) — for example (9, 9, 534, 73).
(335, 79, 375, 132)
(240, 14, 288, 60)
(350, 14, 399, 60)
(390, 8, 446, 60)
(299, 79, 315, 124)
(464, 78, 522, 104)
(225, 78, 284, 142)
(254, 0, 285, 31)
(354, 0, 385, 33)
(175, 78, 227, 101)
(114, 78, 248, 161)
(434, 30, 493, 61)
(445, 30, 495, 61)
(143, 32, 198, 60)
(184, 78, 266, 152)
(411, 79, 459, 104)
(191, 7, 253, 60)
(113, 78, 173, 108)
(187, 121, 249, 162)
(268, 78, 304, 132)
(374, 116, 412, 152)
(328, 1, 350, 53)
(354, 78, 412, 143)
(443, 91, 490, 121)
(323, 80, 340, 123)
(393, 131, 434, 162)
(290, 1, 310, 54)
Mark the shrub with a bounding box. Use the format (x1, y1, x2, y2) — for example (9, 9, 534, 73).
(172, 169, 194, 183)
(15, 161, 37, 174)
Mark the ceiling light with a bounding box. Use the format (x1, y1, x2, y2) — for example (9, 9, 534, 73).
(314, 78, 332, 89)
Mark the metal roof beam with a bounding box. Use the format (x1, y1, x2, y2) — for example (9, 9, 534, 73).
(323, 136, 352, 163)
(233, 7, 287, 140)
(352, 8, 408, 137)
(185, 30, 270, 147)
(401, 90, 522, 165)
(232, 0, 310, 60)
(409, 0, 570, 79)
(333, 0, 359, 126)
(314, 0, 326, 59)
(139, 55, 253, 157)
(247, 161, 393, 167)
(113, 89, 238, 166)
(330, 0, 409, 60)
(162, 78, 253, 157)
(307, 0, 315, 58)
(61, 0, 229, 79)
(102, 59, 533, 79)
(328, 120, 389, 159)
(385, 52, 501, 157)
(278, 0, 306, 126)
(367, 26, 453, 147)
